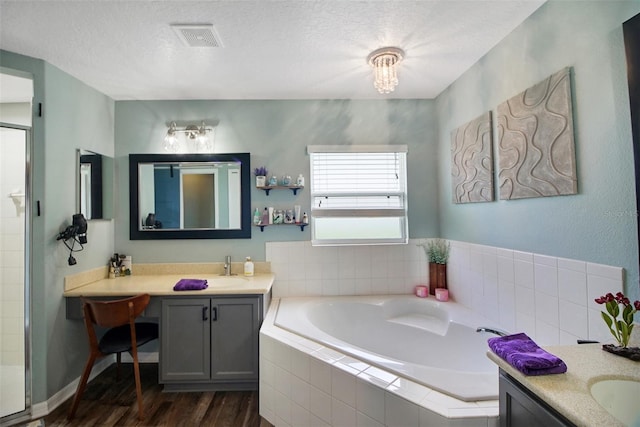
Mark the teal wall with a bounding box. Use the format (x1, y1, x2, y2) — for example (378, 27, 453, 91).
(435, 1, 640, 303)
(114, 100, 439, 262)
(1, 50, 115, 402)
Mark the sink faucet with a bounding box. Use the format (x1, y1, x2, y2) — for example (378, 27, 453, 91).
(224, 255, 232, 276)
(476, 326, 509, 337)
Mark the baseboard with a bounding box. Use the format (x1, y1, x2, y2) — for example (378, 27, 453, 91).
(30, 353, 159, 420)
(30, 356, 114, 419)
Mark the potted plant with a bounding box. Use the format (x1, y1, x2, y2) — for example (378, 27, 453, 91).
(254, 166, 268, 187)
(594, 292, 640, 360)
(419, 238, 450, 295)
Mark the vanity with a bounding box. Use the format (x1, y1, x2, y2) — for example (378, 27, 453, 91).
(488, 343, 640, 427)
(64, 264, 274, 392)
(65, 151, 267, 391)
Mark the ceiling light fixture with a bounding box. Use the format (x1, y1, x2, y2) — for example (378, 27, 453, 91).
(164, 121, 215, 153)
(367, 47, 405, 94)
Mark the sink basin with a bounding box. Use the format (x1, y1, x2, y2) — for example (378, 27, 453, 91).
(590, 379, 640, 425)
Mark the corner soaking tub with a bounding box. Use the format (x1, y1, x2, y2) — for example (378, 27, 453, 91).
(275, 295, 498, 401)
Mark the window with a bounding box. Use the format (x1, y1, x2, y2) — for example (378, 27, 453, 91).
(308, 145, 408, 246)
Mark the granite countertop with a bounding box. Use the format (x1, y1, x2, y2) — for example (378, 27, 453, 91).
(487, 343, 640, 427)
(63, 268, 274, 297)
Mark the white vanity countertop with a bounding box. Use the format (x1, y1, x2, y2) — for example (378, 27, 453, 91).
(487, 343, 640, 427)
(63, 273, 275, 297)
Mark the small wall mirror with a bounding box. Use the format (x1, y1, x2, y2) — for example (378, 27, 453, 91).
(129, 153, 251, 240)
(77, 149, 114, 220)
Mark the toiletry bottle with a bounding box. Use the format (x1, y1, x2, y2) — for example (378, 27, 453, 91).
(253, 208, 261, 225)
(302, 212, 309, 224)
(261, 207, 269, 225)
(294, 205, 301, 223)
(268, 207, 274, 224)
(296, 174, 305, 186)
(244, 257, 254, 276)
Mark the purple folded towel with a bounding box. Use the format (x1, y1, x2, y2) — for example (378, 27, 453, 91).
(173, 278, 208, 291)
(488, 332, 567, 376)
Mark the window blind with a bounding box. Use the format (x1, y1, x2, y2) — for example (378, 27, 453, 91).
(308, 145, 408, 245)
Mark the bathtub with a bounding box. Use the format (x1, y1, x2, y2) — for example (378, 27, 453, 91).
(274, 294, 498, 402)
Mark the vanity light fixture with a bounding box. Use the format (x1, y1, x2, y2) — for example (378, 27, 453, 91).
(367, 47, 405, 94)
(164, 121, 216, 153)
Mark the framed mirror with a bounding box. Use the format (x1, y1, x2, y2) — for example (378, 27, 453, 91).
(129, 153, 251, 239)
(77, 149, 114, 220)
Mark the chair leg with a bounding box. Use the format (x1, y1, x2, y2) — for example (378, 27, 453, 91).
(132, 349, 144, 420)
(68, 352, 98, 420)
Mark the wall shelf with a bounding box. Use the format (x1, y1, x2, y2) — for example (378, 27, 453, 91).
(255, 223, 307, 232)
(256, 185, 303, 196)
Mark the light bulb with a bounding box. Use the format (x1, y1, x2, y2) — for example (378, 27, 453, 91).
(163, 133, 178, 152)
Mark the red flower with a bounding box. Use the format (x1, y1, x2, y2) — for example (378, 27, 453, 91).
(635, 300, 640, 311)
(595, 293, 617, 304)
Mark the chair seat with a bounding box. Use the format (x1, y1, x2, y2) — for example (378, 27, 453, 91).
(99, 322, 158, 354)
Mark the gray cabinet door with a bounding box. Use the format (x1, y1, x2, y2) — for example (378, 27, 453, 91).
(160, 298, 211, 382)
(499, 370, 574, 427)
(210, 297, 260, 381)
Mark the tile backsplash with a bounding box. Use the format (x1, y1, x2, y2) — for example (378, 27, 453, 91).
(266, 239, 624, 346)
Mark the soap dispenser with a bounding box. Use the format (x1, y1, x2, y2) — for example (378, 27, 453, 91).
(244, 257, 254, 276)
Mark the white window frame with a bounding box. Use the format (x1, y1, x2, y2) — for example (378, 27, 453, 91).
(308, 144, 408, 246)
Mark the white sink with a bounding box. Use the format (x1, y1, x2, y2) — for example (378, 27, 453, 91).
(590, 379, 640, 425)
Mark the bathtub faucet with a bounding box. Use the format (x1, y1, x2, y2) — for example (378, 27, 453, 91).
(476, 326, 509, 337)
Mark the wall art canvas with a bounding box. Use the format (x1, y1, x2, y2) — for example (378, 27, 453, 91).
(497, 67, 577, 200)
(451, 111, 494, 203)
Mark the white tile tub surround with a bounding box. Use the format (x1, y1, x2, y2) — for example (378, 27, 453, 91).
(266, 240, 428, 299)
(260, 299, 499, 427)
(446, 240, 624, 346)
(266, 240, 624, 346)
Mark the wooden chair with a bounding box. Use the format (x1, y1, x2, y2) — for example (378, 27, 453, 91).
(68, 294, 158, 420)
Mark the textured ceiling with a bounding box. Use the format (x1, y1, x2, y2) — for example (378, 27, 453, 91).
(0, 1, 545, 101)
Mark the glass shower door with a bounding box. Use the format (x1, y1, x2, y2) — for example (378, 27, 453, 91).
(0, 125, 30, 422)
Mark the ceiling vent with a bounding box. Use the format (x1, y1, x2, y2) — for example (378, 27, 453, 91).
(171, 24, 223, 48)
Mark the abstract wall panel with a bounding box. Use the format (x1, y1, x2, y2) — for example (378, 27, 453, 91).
(451, 112, 494, 203)
(497, 67, 577, 200)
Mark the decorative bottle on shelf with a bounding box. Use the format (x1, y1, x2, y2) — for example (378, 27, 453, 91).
(261, 208, 269, 225)
(302, 212, 309, 224)
(285, 209, 294, 223)
(253, 208, 261, 225)
(273, 210, 284, 224)
(296, 174, 305, 186)
(244, 257, 254, 277)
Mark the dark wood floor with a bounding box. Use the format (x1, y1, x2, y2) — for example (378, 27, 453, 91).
(41, 363, 272, 427)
